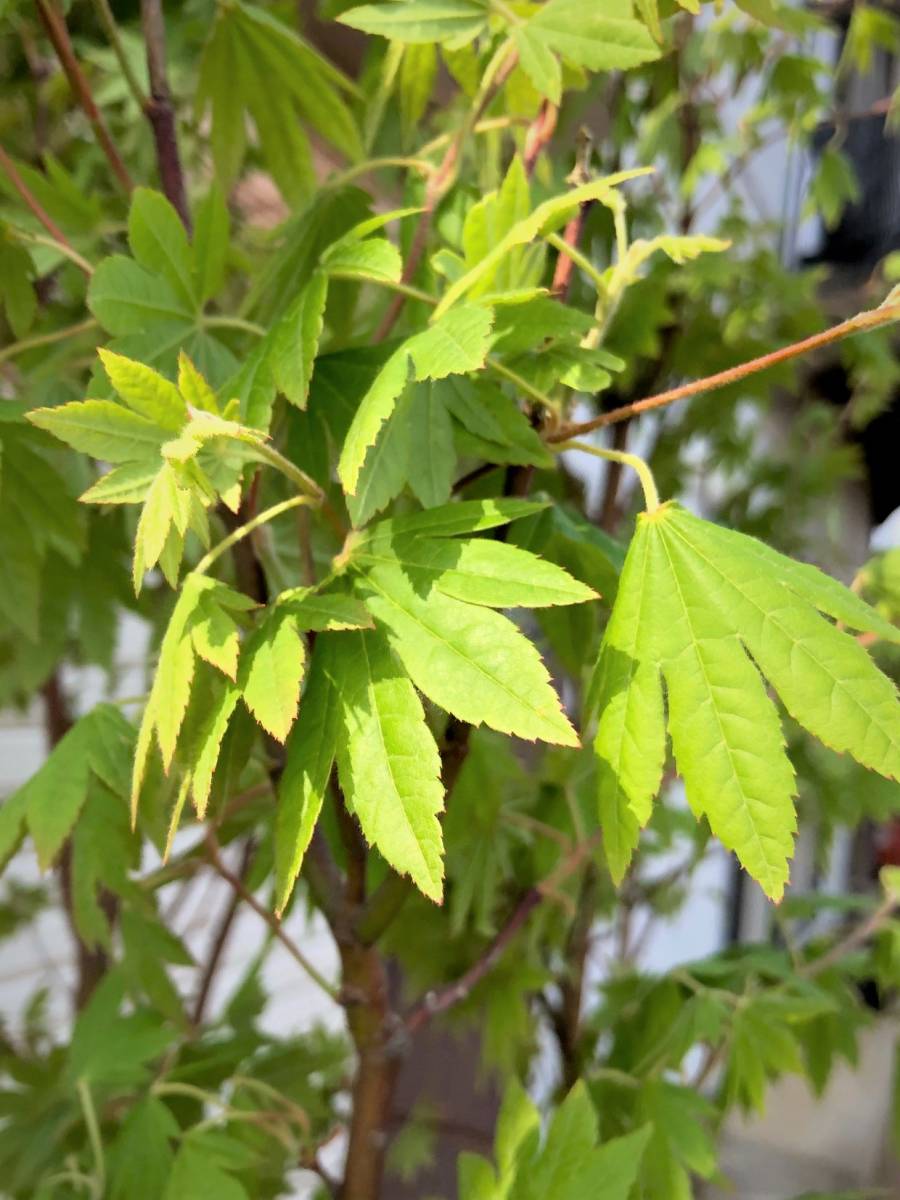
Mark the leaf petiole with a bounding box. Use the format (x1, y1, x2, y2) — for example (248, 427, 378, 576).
(554, 438, 660, 513)
(194, 495, 313, 576)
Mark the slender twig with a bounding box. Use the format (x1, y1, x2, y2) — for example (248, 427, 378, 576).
(8, 227, 95, 276)
(192, 838, 256, 1027)
(35, 0, 133, 192)
(404, 832, 602, 1033)
(204, 832, 341, 1002)
(550, 303, 900, 441)
(140, 0, 191, 229)
(0, 318, 98, 366)
(523, 100, 558, 177)
(194, 495, 314, 576)
(405, 890, 543, 1033)
(373, 42, 518, 341)
(801, 894, 898, 979)
(0, 145, 93, 274)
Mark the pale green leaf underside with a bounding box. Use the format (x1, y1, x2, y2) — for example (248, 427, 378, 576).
(358, 561, 579, 747)
(332, 629, 445, 902)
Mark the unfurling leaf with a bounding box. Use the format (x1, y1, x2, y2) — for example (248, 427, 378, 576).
(593, 502, 900, 899)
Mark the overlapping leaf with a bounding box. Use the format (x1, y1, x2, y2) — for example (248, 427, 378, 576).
(593, 502, 900, 898)
(354, 555, 581, 746)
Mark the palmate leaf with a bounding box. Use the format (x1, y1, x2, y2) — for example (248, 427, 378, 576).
(197, 0, 360, 203)
(593, 502, 900, 899)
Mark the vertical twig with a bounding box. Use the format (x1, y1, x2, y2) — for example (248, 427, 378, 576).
(192, 838, 256, 1027)
(35, 0, 134, 193)
(140, 0, 191, 230)
(523, 100, 558, 177)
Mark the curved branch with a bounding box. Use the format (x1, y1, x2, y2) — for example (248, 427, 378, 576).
(549, 303, 900, 442)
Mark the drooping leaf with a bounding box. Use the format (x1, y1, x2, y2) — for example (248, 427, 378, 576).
(268, 270, 329, 407)
(592, 502, 900, 898)
(331, 629, 445, 902)
(275, 635, 342, 913)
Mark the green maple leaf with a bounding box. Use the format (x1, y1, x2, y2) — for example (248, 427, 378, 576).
(593, 502, 900, 900)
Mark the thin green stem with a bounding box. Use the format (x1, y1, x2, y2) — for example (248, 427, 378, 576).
(194, 495, 312, 576)
(0, 318, 98, 365)
(327, 156, 435, 189)
(202, 314, 266, 337)
(251, 442, 325, 502)
(487, 356, 558, 411)
(8, 227, 95, 276)
(555, 439, 661, 513)
(76, 1079, 105, 1200)
(545, 231, 607, 292)
(89, 0, 148, 109)
(553, 301, 900, 441)
(328, 272, 437, 306)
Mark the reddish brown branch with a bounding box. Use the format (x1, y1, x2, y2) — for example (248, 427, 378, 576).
(192, 837, 256, 1027)
(35, 0, 133, 193)
(523, 100, 558, 178)
(140, 0, 191, 230)
(549, 304, 900, 442)
(405, 889, 542, 1034)
(404, 833, 603, 1035)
